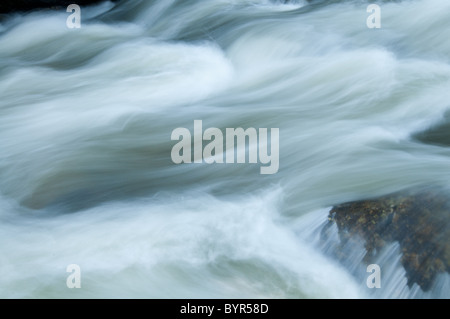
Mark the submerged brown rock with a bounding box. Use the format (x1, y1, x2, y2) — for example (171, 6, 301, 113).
(327, 188, 450, 291)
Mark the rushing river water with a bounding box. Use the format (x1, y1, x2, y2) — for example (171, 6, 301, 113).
(0, 0, 449, 298)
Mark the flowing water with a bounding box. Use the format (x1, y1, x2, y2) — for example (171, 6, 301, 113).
(0, 0, 449, 298)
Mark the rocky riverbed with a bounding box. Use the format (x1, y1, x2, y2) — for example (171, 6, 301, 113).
(324, 188, 450, 291)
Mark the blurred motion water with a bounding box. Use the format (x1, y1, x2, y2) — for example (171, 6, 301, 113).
(0, 0, 449, 298)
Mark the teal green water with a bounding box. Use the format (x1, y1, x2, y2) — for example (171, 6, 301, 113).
(0, 0, 449, 298)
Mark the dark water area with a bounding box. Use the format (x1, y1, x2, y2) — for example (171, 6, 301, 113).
(414, 112, 450, 147)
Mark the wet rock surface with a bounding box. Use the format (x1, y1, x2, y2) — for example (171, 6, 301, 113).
(325, 188, 450, 291)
